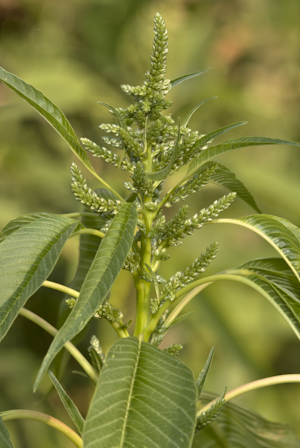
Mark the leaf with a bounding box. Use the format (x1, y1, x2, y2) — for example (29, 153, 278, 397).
(208, 162, 261, 212)
(170, 69, 210, 88)
(83, 337, 197, 448)
(48, 371, 85, 435)
(98, 101, 126, 128)
(147, 122, 181, 181)
(196, 347, 215, 400)
(0, 215, 78, 342)
(0, 66, 97, 177)
(193, 392, 300, 448)
(34, 203, 137, 391)
(0, 418, 13, 448)
(187, 136, 300, 178)
(219, 215, 300, 281)
(0, 212, 53, 243)
(182, 97, 217, 128)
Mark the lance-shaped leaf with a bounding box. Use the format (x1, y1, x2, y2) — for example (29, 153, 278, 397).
(196, 347, 215, 399)
(182, 97, 217, 128)
(193, 392, 300, 448)
(0, 216, 78, 342)
(213, 215, 300, 281)
(0, 419, 13, 448)
(83, 337, 197, 448)
(187, 136, 300, 178)
(170, 68, 210, 88)
(48, 371, 85, 435)
(0, 66, 97, 177)
(207, 162, 261, 212)
(0, 212, 56, 243)
(34, 203, 137, 391)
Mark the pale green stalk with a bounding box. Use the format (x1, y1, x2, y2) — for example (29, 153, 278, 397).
(72, 228, 105, 238)
(1, 410, 82, 448)
(19, 308, 97, 384)
(198, 374, 300, 416)
(42, 280, 80, 298)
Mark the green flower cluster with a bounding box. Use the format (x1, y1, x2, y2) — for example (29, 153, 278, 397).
(196, 393, 226, 431)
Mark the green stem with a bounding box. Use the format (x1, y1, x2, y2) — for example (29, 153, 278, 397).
(198, 374, 300, 416)
(42, 280, 80, 298)
(1, 410, 82, 447)
(89, 171, 124, 202)
(72, 228, 105, 239)
(19, 308, 97, 384)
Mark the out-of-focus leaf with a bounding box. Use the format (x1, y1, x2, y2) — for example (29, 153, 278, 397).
(0, 418, 13, 448)
(34, 203, 137, 391)
(83, 337, 197, 448)
(0, 216, 78, 342)
(48, 371, 84, 435)
(193, 392, 300, 447)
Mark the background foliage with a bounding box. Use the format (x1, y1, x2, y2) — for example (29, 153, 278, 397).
(0, 1, 300, 447)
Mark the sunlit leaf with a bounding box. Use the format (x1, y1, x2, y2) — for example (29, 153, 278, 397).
(83, 337, 197, 448)
(193, 392, 300, 447)
(170, 69, 210, 88)
(0, 216, 78, 342)
(34, 203, 137, 391)
(0, 418, 13, 448)
(0, 66, 97, 177)
(187, 136, 300, 178)
(48, 371, 84, 435)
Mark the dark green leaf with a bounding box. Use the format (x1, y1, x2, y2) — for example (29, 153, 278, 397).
(48, 371, 84, 435)
(83, 337, 197, 448)
(0, 212, 54, 243)
(193, 392, 300, 448)
(188, 136, 300, 178)
(0, 418, 13, 448)
(208, 162, 261, 212)
(0, 66, 97, 176)
(0, 216, 78, 342)
(196, 347, 215, 399)
(170, 69, 210, 88)
(34, 203, 137, 391)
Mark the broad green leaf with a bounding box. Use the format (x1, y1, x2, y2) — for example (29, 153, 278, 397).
(208, 162, 261, 212)
(34, 203, 137, 391)
(83, 337, 197, 448)
(147, 122, 181, 181)
(48, 371, 84, 435)
(193, 392, 300, 448)
(215, 215, 300, 281)
(182, 97, 217, 128)
(187, 136, 300, 178)
(170, 69, 210, 88)
(0, 418, 13, 448)
(0, 216, 78, 342)
(0, 66, 96, 176)
(196, 347, 215, 399)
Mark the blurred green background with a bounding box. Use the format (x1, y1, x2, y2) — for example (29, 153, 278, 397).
(1, 0, 300, 446)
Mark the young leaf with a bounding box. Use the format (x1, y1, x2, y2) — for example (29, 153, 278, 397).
(196, 347, 215, 400)
(146, 122, 181, 181)
(208, 162, 261, 212)
(34, 203, 137, 391)
(0, 418, 13, 448)
(0, 216, 78, 342)
(48, 371, 85, 435)
(213, 215, 300, 281)
(193, 392, 300, 448)
(98, 101, 126, 129)
(181, 97, 217, 128)
(0, 66, 97, 178)
(187, 136, 300, 178)
(83, 337, 197, 448)
(170, 69, 210, 88)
